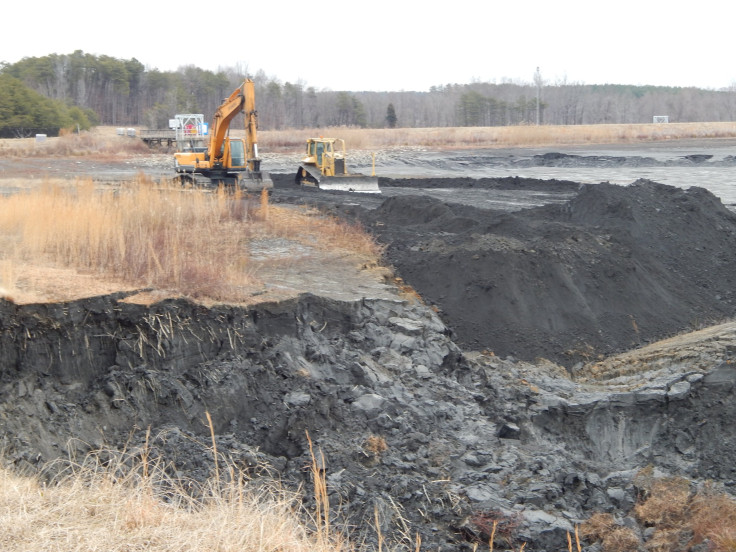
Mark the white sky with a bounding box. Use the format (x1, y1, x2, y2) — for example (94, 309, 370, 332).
(3, 0, 734, 92)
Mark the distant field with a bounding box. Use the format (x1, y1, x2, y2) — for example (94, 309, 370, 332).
(261, 122, 736, 152)
(4, 122, 736, 157)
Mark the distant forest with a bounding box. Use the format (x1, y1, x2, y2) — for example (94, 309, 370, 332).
(2, 50, 736, 137)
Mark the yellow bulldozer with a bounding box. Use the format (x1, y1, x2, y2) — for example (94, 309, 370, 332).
(295, 138, 380, 193)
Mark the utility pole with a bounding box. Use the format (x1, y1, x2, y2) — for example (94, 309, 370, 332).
(534, 67, 542, 125)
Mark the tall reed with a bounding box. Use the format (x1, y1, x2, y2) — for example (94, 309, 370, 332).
(0, 441, 344, 552)
(0, 176, 259, 301)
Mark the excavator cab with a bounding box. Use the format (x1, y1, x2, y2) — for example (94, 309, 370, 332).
(225, 139, 246, 168)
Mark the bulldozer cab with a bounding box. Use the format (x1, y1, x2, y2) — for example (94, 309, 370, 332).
(309, 139, 327, 165)
(304, 138, 344, 177)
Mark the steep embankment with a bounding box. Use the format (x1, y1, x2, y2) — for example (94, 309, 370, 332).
(2, 288, 736, 551)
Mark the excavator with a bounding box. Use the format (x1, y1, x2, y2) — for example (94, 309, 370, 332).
(295, 137, 380, 193)
(174, 79, 272, 190)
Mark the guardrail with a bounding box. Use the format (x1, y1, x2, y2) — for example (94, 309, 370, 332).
(139, 129, 177, 147)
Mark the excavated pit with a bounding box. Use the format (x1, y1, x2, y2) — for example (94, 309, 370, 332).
(4, 143, 736, 550)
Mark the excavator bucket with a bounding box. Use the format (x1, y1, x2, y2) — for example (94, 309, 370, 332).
(237, 170, 273, 191)
(296, 165, 380, 194)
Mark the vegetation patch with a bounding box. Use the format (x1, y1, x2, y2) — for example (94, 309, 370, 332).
(0, 176, 382, 304)
(580, 475, 736, 552)
(0, 433, 347, 552)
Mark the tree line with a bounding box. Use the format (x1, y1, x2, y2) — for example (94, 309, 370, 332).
(2, 50, 736, 137)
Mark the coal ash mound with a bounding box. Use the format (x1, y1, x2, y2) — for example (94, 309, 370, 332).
(359, 179, 736, 366)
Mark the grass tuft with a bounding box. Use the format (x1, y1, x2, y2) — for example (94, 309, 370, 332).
(581, 476, 736, 552)
(0, 436, 347, 552)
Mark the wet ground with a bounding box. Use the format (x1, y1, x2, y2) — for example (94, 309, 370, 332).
(4, 137, 736, 207)
(243, 138, 736, 222)
(299, 138, 736, 210)
(368, 138, 736, 196)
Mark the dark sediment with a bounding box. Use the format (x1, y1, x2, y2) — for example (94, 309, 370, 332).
(362, 179, 736, 365)
(3, 174, 736, 550)
(272, 175, 736, 366)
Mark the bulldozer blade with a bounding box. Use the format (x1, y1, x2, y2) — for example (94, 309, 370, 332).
(314, 176, 381, 193)
(296, 166, 380, 193)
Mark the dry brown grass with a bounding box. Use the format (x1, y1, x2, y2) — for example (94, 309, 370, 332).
(0, 175, 383, 304)
(689, 483, 736, 551)
(0, 443, 348, 552)
(579, 512, 617, 540)
(0, 176, 259, 302)
(634, 477, 691, 527)
(0, 425, 418, 552)
(3, 122, 735, 159)
(579, 513, 643, 552)
(260, 122, 736, 152)
(0, 127, 150, 158)
(364, 435, 388, 456)
(581, 476, 736, 552)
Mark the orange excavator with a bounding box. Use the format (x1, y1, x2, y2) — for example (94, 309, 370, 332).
(174, 79, 272, 190)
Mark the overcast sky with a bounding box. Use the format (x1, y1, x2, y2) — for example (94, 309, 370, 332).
(3, 0, 733, 92)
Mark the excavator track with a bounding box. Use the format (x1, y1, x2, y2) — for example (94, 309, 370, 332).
(175, 171, 273, 191)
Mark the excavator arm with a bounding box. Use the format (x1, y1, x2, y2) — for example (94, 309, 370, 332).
(242, 81, 259, 172)
(208, 79, 260, 171)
